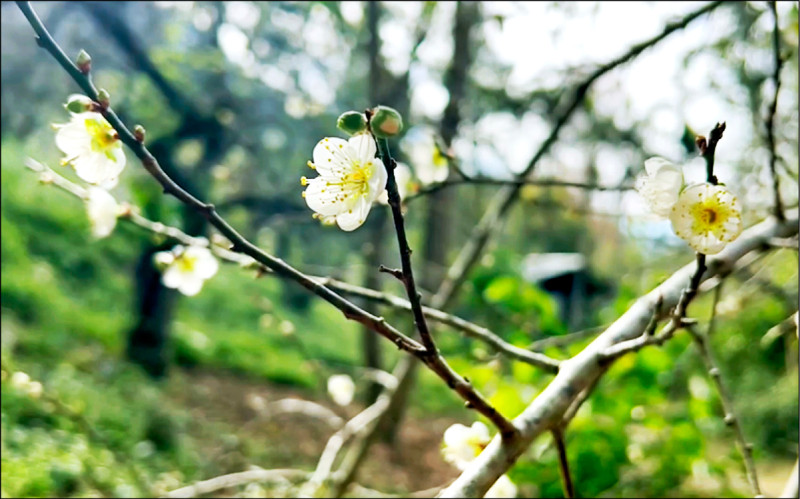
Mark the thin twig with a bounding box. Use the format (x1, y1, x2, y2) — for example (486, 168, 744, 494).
(686, 323, 762, 497)
(432, 0, 726, 310)
(602, 122, 727, 361)
(765, 0, 785, 221)
(23, 159, 562, 375)
(372, 132, 437, 355)
(406, 177, 633, 202)
(16, 0, 435, 366)
(528, 325, 606, 352)
(441, 210, 799, 498)
(371, 128, 518, 438)
(552, 429, 575, 499)
(17, 1, 528, 439)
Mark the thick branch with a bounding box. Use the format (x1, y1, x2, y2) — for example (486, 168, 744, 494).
(439, 211, 798, 498)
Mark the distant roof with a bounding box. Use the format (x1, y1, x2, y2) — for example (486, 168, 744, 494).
(522, 252, 587, 283)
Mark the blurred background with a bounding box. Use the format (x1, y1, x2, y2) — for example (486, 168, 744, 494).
(1, 1, 798, 497)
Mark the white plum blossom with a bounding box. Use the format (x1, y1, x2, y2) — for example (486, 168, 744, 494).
(302, 135, 388, 231)
(669, 183, 743, 255)
(441, 421, 491, 470)
(327, 374, 355, 407)
(635, 157, 684, 218)
(377, 162, 414, 205)
(155, 245, 219, 296)
(85, 187, 119, 239)
(54, 111, 126, 188)
(485, 475, 518, 499)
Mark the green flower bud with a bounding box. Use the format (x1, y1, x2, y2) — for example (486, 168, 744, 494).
(76, 49, 92, 74)
(97, 89, 110, 108)
(64, 94, 94, 114)
(336, 111, 368, 136)
(370, 105, 403, 138)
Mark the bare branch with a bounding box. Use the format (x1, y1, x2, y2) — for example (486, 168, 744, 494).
(16, 0, 433, 360)
(372, 131, 518, 437)
(552, 429, 575, 499)
(164, 469, 309, 498)
(432, 0, 726, 310)
(406, 177, 633, 203)
(686, 321, 762, 497)
(24, 159, 561, 375)
(765, 0, 786, 221)
(440, 210, 798, 498)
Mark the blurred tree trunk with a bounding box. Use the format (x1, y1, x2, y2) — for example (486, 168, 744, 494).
(378, 0, 479, 443)
(82, 2, 229, 377)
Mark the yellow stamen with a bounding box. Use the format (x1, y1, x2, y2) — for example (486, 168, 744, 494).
(300, 176, 308, 186)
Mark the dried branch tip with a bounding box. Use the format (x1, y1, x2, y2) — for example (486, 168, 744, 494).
(695, 135, 707, 155)
(75, 49, 91, 74)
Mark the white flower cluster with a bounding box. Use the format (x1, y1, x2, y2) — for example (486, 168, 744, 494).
(636, 157, 742, 255)
(53, 100, 127, 240)
(49, 95, 220, 296)
(441, 422, 518, 498)
(154, 245, 219, 297)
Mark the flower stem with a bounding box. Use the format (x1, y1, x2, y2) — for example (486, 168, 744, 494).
(374, 136, 437, 355)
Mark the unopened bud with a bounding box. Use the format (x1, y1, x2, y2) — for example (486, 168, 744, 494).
(336, 111, 368, 136)
(153, 251, 174, 271)
(76, 49, 92, 74)
(64, 94, 94, 114)
(370, 105, 403, 138)
(97, 89, 110, 108)
(134, 124, 146, 143)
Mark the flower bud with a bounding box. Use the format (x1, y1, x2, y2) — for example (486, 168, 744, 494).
(153, 251, 174, 271)
(336, 111, 368, 136)
(97, 89, 110, 108)
(370, 105, 403, 138)
(134, 124, 146, 142)
(64, 94, 94, 114)
(76, 49, 92, 74)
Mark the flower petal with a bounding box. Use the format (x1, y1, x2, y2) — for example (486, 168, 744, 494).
(644, 157, 675, 176)
(335, 195, 371, 231)
(312, 137, 352, 176)
(86, 187, 118, 239)
(367, 157, 388, 202)
(304, 176, 359, 217)
(348, 133, 377, 165)
(178, 276, 204, 296)
(55, 120, 91, 157)
(162, 266, 185, 290)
